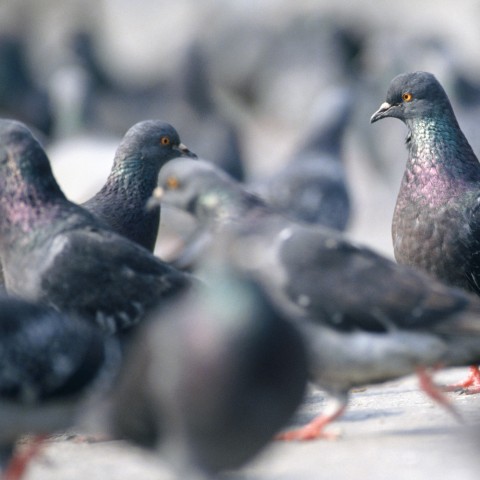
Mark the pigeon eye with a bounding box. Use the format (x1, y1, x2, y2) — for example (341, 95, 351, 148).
(402, 92, 413, 102)
(160, 136, 171, 146)
(166, 176, 180, 190)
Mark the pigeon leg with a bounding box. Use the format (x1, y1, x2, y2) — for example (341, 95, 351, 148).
(442, 365, 480, 394)
(276, 396, 347, 441)
(416, 367, 463, 423)
(3, 435, 48, 480)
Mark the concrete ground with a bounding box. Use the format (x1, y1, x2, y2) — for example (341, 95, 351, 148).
(23, 368, 480, 480)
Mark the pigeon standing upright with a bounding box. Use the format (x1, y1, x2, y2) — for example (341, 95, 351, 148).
(82, 120, 196, 251)
(371, 71, 480, 391)
(150, 158, 480, 439)
(0, 119, 192, 335)
(108, 265, 307, 475)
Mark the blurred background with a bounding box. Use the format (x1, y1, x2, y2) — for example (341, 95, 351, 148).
(2, 0, 480, 257)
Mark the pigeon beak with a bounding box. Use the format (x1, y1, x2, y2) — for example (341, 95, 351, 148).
(370, 102, 393, 123)
(146, 187, 164, 210)
(174, 143, 197, 159)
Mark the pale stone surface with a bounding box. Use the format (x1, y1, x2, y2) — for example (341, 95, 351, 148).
(24, 368, 480, 480)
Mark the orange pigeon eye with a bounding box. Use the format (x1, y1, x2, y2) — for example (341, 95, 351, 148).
(166, 176, 179, 190)
(402, 92, 413, 102)
(160, 136, 171, 146)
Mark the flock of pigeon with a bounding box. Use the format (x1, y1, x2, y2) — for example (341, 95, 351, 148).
(0, 70, 480, 479)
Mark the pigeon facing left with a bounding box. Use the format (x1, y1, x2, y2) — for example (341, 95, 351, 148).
(83, 120, 197, 252)
(151, 158, 480, 439)
(108, 265, 307, 476)
(371, 71, 480, 391)
(0, 119, 192, 335)
(370, 71, 480, 294)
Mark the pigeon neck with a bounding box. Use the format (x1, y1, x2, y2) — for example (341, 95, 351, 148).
(102, 153, 159, 203)
(405, 115, 480, 185)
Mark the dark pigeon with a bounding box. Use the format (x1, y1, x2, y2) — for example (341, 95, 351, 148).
(371, 71, 480, 391)
(108, 265, 307, 476)
(151, 158, 480, 439)
(370, 71, 480, 292)
(0, 295, 120, 478)
(251, 86, 352, 230)
(0, 120, 192, 335)
(0, 34, 53, 138)
(82, 120, 196, 251)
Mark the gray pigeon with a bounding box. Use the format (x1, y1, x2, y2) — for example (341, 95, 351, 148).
(165, 88, 352, 270)
(371, 71, 480, 391)
(0, 119, 192, 335)
(108, 265, 307, 475)
(82, 120, 196, 251)
(150, 158, 480, 439)
(0, 295, 120, 479)
(251, 86, 352, 230)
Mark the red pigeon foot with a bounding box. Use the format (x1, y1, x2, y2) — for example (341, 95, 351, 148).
(276, 404, 346, 441)
(416, 367, 463, 423)
(3, 435, 48, 480)
(442, 365, 480, 394)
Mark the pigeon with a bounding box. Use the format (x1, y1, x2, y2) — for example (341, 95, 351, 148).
(250, 86, 352, 230)
(107, 264, 307, 476)
(0, 34, 53, 138)
(371, 71, 480, 392)
(150, 158, 480, 439)
(0, 119, 192, 335)
(82, 120, 197, 251)
(164, 86, 352, 269)
(0, 295, 120, 479)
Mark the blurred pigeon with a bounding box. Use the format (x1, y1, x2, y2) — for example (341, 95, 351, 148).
(0, 120, 192, 335)
(371, 71, 480, 392)
(164, 88, 352, 269)
(82, 120, 196, 251)
(151, 158, 480, 439)
(251, 86, 352, 230)
(0, 295, 120, 479)
(108, 265, 307, 475)
(67, 32, 245, 181)
(0, 34, 53, 138)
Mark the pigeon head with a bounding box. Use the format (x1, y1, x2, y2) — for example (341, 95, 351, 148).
(149, 158, 241, 222)
(114, 120, 197, 171)
(0, 119, 63, 198)
(370, 71, 454, 124)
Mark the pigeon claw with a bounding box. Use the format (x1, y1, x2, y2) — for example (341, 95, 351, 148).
(442, 365, 480, 394)
(3, 434, 48, 480)
(275, 405, 346, 442)
(416, 367, 464, 423)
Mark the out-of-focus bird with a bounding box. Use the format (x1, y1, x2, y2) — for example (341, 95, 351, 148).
(82, 120, 196, 251)
(107, 265, 307, 475)
(371, 71, 480, 392)
(0, 34, 53, 138)
(251, 86, 353, 230)
(0, 295, 120, 480)
(0, 119, 192, 335)
(149, 158, 480, 439)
